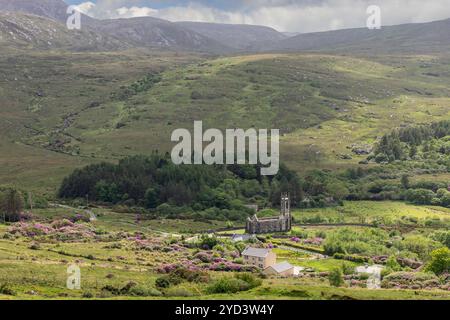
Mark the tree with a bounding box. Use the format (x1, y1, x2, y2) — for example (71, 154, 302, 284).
(437, 189, 450, 207)
(0, 188, 24, 222)
(94, 181, 119, 203)
(401, 175, 410, 189)
(326, 181, 350, 201)
(406, 189, 435, 205)
(425, 247, 450, 275)
(144, 188, 159, 209)
(374, 132, 404, 162)
(409, 145, 417, 158)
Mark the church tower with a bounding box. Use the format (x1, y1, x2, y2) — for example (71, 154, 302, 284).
(281, 192, 290, 216)
(280, 192, 292, 231)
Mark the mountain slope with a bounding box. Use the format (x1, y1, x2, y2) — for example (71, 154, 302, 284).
(176, 21, 286, 50)
(0, 0, 68, 21)
(0, 0, 96, 26)
(0, 0, 230, 53)
(3, 0, 450, 55)
(97, 17, 232, 53)
(262, 18, 450, 54)
(0, 11, 128, 51)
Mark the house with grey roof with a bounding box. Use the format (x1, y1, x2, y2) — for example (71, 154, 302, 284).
(242, 247, 277, 269)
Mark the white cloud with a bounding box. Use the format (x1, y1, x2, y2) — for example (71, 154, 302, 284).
(75, 1, 96, 14)
(116, 6, 158, 18)
(75, 0, 450, 32)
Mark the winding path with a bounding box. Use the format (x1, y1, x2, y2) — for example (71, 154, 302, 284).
(49, 203, 97, 221)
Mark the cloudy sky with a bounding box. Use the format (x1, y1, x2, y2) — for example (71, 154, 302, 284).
(66, 0, 450, 32)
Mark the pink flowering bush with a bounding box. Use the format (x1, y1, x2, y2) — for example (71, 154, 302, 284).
(131, 237, 166, 251)
(19, 212, 33, 221)
(382, 272, 445, 290)
(194, 252, 214, 263)
(9, 222, 52, 237)
(157, 253, 258, 274)
(303, 237, 324, 246)
(8, 220, 97, 242)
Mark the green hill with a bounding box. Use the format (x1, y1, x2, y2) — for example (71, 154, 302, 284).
(1, 50, 449, 194)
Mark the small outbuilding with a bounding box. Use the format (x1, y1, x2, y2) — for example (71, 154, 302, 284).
(264, 261, 295, 277)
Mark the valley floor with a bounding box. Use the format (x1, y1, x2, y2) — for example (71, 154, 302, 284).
(0, 201, 448, 300)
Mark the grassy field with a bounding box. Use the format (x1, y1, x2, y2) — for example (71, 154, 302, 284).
(1, 219, 449, 300)
(0, 49, 201, 194)
(77, 53, 450, 173)
(293, 201, 450, 226)
(33, 207, 229, 234)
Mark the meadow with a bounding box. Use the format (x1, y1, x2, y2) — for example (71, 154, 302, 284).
(1, 200, 448, 300)
(294, 201, 450, 226)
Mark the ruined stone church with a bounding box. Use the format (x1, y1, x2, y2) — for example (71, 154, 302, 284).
(246, 193, 292, 234)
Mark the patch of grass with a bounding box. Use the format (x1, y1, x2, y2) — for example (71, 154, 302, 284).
(293, 201, 450, 226)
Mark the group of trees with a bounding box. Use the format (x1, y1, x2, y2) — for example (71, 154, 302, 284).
(113, 73, 162, 101)
(0, 188, 24, 222)
(371, 120, 450, 163)
(323, 227, 447, 264)
(51, 120, 450, 222)
(58, 148, 450, 220)
(405, 186, 450, 207)
(341, 120, 450, 208)
(58, 154, 303, 221)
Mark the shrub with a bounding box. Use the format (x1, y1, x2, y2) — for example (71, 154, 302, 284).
(328, 268, 344, 287)
(129, 286, 162, 297)
(382, 272, 440, 289)
(235, 273, 262, 289)
(207, 278, 251, 294)
(406, 189, 436, 205)
(170, 267, 210, 283)
(102, 281, 161, 297)
(165, 287, 193, 297)
(0, 283, 15, 296)
(393, 235, 441, 261)
(341, 262, 355, 275)
(333, 253, 370, 264)
(200, 235, 219, 250)
(155, 276, 172, 289)
(430, 231, 450, 248)
(28, 242, 41, 250)
(191, 91, 202, 100)
(386, 255, 402, 272)
(425, 247, 450, 275)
